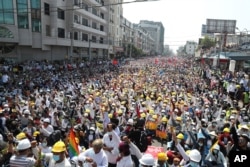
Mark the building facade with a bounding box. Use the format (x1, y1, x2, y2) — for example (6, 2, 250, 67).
(139, 20, 164, 55)
(185, 41, 197, 55)
(106, 0, 124, 58)
(0, 0, 110, 62)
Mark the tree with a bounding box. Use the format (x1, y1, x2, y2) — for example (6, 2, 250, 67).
(200, 36, 216, 50)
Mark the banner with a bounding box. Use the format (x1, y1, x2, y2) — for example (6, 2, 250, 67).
(145, 146, 164, 159)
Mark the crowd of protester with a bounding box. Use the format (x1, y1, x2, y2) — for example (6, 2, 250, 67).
(0, 56, 249, 167)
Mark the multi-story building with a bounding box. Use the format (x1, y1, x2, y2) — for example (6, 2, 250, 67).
(106, 0, 124, 57)
(133, 24, 154, 55)
(185, 41, 197, 55)
(122, 17, 134, 57)
(0, 0, 109, 61)
(139, 20, 164, 55)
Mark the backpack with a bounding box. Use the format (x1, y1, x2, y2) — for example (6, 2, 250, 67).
(137, 131, 149, 152)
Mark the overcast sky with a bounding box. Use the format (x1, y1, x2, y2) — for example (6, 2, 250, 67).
(122, 0, 250, 53)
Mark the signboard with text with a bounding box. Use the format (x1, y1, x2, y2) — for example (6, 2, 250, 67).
(145, 146, 164, 159)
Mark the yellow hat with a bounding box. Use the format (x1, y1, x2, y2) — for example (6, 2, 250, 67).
(161, 117, 168, 122)
(176, 117, 182, 121)
(16, 132, 26, 140)
(108, 113, 113, 118)
(121, 101, 126, 105)
(141, 113, 146, 118)
(157, 152, 168, 161)
(149, 109, 154, 115)
(33, 131, 40, 137)
(117, 110, 123, 114)
(52, 141, 66, 153)
(152, 115, 157, 119)
(223, 128, 230, 133)
(177, 133, 184, 140)
(85, 109, 90, 113)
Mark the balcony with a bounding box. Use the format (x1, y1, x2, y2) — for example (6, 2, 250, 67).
(73, 6, 107, 25)
(73, 23, 107, 36)
(86, 0, 107, 12)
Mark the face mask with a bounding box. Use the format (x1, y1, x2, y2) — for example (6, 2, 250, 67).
(198, 142, 203, 146)
(189, 161, 199, 167)
(42, 142, 47, 147)
(89, 131, 94, 134)
(213, 150, 219, 154)
(53, 155, 60, 162)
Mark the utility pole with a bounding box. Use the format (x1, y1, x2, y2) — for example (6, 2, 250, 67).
(70, 31, 73, 63)
(129, 40, 132, 58)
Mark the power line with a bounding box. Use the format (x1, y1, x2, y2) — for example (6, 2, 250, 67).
(0, 0, 161, 14)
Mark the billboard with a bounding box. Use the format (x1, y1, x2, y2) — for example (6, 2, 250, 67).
(206, 19, 236, 34)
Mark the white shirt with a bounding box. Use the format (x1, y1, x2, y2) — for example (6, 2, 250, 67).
(43, 153, 71, 167)
(117, 155, 134, 167)
(102, 131, 120, 164)
(78, 148, 108, 167)
(40, 125, 54, 137)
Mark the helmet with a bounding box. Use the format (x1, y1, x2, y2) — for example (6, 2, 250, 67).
(127, 119, 134, 125)
(16, 139, 31, 150)
(161, 117, 168, 122)
(149, 109, 154, 115)
(52, 141, 66, 153)
(139, 154, 155, 166)
(43, 118, 50, 123)
(176, 117, 182, 121)
(177, 133, 184, 140)
(117, 110, 123, 114)
(108, 113, 113, 118)
(223, 128, 230, 133)
(33, 131, 40, 137)
(16, 132, 27, 140)
(152, 115, 157, 119)
(157, 152, 167, 161)
(189, 149, 201, 162)
(141, 113, 146, 118)
(23, 109, 30, 115)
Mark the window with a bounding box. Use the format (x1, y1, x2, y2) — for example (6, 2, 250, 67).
(82, 33, 88, 41)
(100, 25, 104, 31)
(57, 8, 65, 20)
(100, 37, 103, 44)
(31, 0, 41, 32)
(92, 36, 96, 43)
(58, 28, 65, 38)
(32, 19, 41, 32)
(74, 0, 79, 5)
(100, 13, 104, 19)
(74, 15, 79, 23)
(17, 0, 29, 28)
(92, 8, 97, 15)
(74, 32, 78, 40)
(82, 18, 88, 26)
(44, 3, 50, 15)
(92, 22, 97, 29)
(0, 0, 14, 24)
(81, 2, 88, 11)
(46, 25, 50, 36)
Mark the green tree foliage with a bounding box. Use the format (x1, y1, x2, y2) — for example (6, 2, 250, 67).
(200, 36, 216, 49)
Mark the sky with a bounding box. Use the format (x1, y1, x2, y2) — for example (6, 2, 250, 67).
(122, 0, 250, 53)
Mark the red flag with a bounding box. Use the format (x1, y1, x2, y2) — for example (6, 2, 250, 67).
(112, 59, 118, 65)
